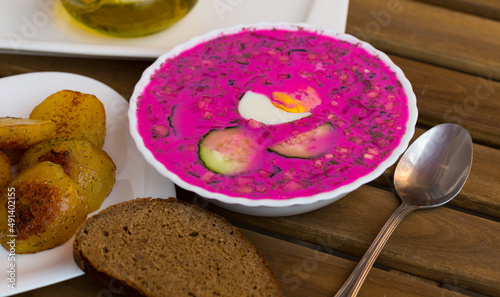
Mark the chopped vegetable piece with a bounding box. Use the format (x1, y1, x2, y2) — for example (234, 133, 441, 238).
(283, 180, 304, 191)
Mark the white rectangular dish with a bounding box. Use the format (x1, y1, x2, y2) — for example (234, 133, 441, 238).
(0, 0, 349, 59)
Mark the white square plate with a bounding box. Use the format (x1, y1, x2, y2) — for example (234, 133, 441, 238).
(0, 0, 349, 59)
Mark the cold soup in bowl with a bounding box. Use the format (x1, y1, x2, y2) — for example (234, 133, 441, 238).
(129, 23, 417, 216)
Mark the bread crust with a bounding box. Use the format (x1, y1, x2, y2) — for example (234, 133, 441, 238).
(73, 197, 281, 297)
(73, 246, 148, 297)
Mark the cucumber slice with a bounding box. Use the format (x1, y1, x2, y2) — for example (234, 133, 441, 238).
(269, 123, 336, 158)
(199, 127, 258, 175)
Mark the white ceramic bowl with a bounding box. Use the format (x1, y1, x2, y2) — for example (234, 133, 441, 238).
(128, 22, 418, 217)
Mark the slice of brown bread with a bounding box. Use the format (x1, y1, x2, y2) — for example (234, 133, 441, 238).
(73, 197, 281, 297)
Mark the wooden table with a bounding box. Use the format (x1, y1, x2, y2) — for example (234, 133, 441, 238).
(3, 0, 499, 296)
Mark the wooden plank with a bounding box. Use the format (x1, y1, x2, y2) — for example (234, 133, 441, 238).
(388, 55, 500, 148)
(180, 185, 500, 297)
(346, 0, 500, 81)
(415, 0, 500, 21)
(12, 229, 469, 297)
(241, 230, 468, 297)
(373, 128, 500, 219)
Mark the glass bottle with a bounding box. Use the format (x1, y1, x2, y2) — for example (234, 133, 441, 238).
(59, 0, 198, 37)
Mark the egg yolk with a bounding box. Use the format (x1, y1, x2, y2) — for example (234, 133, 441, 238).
(271, 86, 321, 113)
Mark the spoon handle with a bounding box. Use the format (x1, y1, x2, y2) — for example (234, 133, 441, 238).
(334, 203, 417, 297)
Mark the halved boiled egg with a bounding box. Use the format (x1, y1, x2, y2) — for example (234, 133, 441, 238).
(238, 87, 321, 125)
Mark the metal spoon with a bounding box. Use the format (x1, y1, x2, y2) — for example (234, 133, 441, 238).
(334, 123, 473, 297)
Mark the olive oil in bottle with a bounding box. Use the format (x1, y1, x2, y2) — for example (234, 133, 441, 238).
(60, 0, 198, 37)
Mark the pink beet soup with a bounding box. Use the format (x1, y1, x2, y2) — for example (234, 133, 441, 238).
(136, 27, 410, 200)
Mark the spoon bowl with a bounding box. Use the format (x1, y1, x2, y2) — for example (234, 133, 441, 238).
(395, 123, 473, 207)
(334, 123, 473, 297)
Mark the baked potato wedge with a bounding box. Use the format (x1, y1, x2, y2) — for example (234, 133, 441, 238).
(0, 161, 88, 254)
(30, 90, 106, 148)
(0, 150, 12, 191)
(0, 117, 56, 149)
(19, 138, 116, 213)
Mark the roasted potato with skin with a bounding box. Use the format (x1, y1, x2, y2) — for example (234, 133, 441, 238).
(19, 138, 116, 213)
(0, 161, 88, 254)
(0, 117, 56, 149)
(0, 150, 12, 191)
(30, 90, 106, 149)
